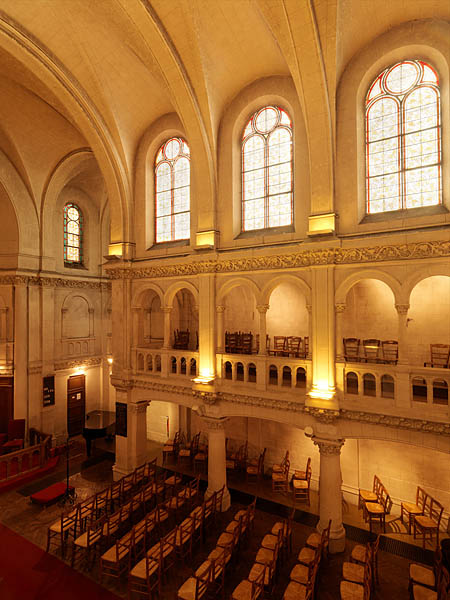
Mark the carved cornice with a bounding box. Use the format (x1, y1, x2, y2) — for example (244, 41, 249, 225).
(128, 401, 149, 414)
(201, 416, 229, 430)
(54, 356, 102, 371)
(304, 406, 340, 423)
(313, 437, 345, 455)
(0, 274, 110, 290)
(340, 409, 450, 436)
(192, 389, 219, 405)
(107, 240, 450, 280)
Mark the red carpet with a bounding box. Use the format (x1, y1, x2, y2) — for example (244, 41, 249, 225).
(0, 523, 120, 600)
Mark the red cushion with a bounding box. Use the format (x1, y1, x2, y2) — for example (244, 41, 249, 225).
(30, 482, 75, 505)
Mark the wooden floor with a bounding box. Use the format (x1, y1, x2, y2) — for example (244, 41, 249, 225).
(0, 436, 445, 599)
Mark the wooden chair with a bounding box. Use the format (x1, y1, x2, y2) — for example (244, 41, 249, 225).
(286, 336, 302, 357)
(426, 343, 450, 368)
(173, 329, 190, 350)
(410, 566, 449, 600)
(248, 555, 276, 597)
(231, 564, 265, 600)
(110, 480, 122, 511)
(94, 488, 110, 518)
(305, 518, 331, 559)
(350, 534, 380, 587)
(340, 560, 371, 600)
(241, 332, 253, 354)
(414, 497, 444, 548)
(254, 529, 282, 571)
(179, 476, 200, 510)
(362, 338, 381, 363)
(128, 550, 162, 600)
(99, 529, 133, 582)
(46, 504, 80, 558)
(343, 544, 370, 587)
(163, 430, 180, 464)
(381, 340, 398, 364)
(409, 546, 442, 593)
(289, 550, 320, 589)
(272, 450, 289, 474)
(363, 485, 392, 533)
(175, 516, 195, 564)
(72, 516, 106, 569)
(301, 336, 309, 359)
(255, 334, 270, 354)
(122, 471, 136, 499)
(343, 337, 360, 362)
(271, 507, 295, 559)
(194, 437, 208, 473)
(270, 336, 287, 356)
(178, 432, 200, 466)
(401, 486, 428, 534)
(358, 475, 381, 510)
(247, 448, 265, 484)
(293, 461, 312, 505)
(226, 332, 239, 354)
(293, 457, 311, 481)
(177, 560, 211, 600)
(272, 458, 290, 493)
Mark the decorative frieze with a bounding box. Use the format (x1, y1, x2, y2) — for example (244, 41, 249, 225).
(340, 409, 450, 436)
(0, 274, 110, 290)
(54, 356, 102, 371)
(107, 240, 450, 280)
(305, 406, 340, 423)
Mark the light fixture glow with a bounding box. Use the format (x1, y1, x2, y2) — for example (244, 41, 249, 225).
(107, 357, 113, 364)
(192, 375, 215, 385)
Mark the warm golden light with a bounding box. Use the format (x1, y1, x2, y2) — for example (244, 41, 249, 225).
(192, 375, 215, 385)
(108, 242, 123, 256)
(308, 384, 334, 401)
(73, 367, 85, 376)
(107, 357, 113, 364)
(195, 231, 216, 247)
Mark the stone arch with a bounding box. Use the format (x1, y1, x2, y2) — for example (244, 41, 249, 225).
(335, 269, 403, 305)
(131, 283, 164, 309)
(217, 277, 261, 306)
(61, 292, 92, 339)
(404, 268, 450, 304)
(261, 274, 311, 305)
(164, 281, 199, 307)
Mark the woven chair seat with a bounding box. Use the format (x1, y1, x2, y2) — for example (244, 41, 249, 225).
(272, 472, 287, 482)
(306, 532, 321, 548)
(232, 579, 260, 600)
(401, 501, 422, 514)
(364, 501, 385, 514)
(272, 463, 283, 473)
(294, 470, 306, 479)
(261, 533, 278, 550)
(217, 532, 234, 548)
(271, 522, 284, 536)
(166, 474, 181, 486)
(293, 479, 308, 489)
(255, 547, 275, 565)
(340, 580, 365, 600)
(178, 577, 204, 600)
(414, 515, 438, 528)
(283, 580, 309, 600)
(359, 489, 378, 502)
(190, 506, 203, 519)
(226, 460, 236, 469)
(168, 496, 184, 510)
(248, 562, 270, 585)
(208, 546, 231, 564)
(198, 444, 208, 453)
(409, 564, 436, 588)
(234, 509, 254, 522)
(194, 452, 206, 461)
(178, 449, 191, 457)
(411, 585, 437, 600)
(350, 544, 366, 563)
(129, 557, 159, 579)
(226, 520, 240, 534)
(290, 563, 309, 584)
(248, 458, 258, 466)
(298, 546, 315, 565)
(246, 466, 258, 475)
(343, 562, 365, 584)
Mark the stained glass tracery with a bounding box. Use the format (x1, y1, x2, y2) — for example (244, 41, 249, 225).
(366, 60, 441, 214)
(155, 137, 190, 243)
(242, 106, 293, 231)
(63, 203, 83, 265)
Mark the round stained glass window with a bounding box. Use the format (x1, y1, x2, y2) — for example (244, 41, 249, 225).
(255, 107, 279, 134)
(164, 138, 180, 160)
(384, 62, 419, 95)
(67, 207, 79, 221)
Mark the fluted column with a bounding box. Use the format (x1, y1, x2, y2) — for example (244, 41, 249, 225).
(335, 304, 346, 362)
(396, 304, 410, 365)
(162, 306, 172, 349)
(313, 436, 346, 553)
(256, 304, 269, 356)
(216, 305, 225, 353)
(203, 416, 231, 510)
(132, 307, 140, 347)
(0, 307, 7, 341)
(306, 304, 312, 359)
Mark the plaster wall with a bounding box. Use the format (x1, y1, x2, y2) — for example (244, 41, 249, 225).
(223, 286, 258, 333)
(266, 282, 308, 338)
(146, 399, 179, 443)
(343, 279, 397, 340)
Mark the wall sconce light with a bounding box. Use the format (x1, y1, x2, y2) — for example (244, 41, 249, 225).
(107, 357, 113, 365)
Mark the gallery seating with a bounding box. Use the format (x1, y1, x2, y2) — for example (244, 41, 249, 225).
(414, 495, 444, 549)
(401, 486, 428, 534)
(173, 329, 190, 349)
(425, 344, 450, 368)
(343, 338, 399, 364)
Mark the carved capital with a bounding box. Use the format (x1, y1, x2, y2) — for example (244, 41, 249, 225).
(313, 437, 345, 455)
(201, 416, 228, 431)
(0, 307, 8, 314)
(162, 306, 172, 314)
(216, 305, 226, 314)
(306, 304, 312, 314)
(88, 308, 95, 315)
(193, 389, 219, 405)
(305, 406, 340, 424)
(256, 304, 270, 314)
(335, 303, 346, 314)
(395, 304, 410, 315)
(128, 401, 149, 415)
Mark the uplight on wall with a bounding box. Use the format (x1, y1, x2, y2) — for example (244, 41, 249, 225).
(107, 357, 113, 365)
(72, 367, 85, 376)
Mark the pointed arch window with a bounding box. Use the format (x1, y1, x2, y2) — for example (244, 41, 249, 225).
(64, 203, 83, 265)
(155, 137, 190, 243)
(366, 60, 441, 213)
(242, 106, 293, 231)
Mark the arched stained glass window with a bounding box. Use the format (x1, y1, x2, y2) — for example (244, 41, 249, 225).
(242, 106, 293, 231)
(155, 137, 190, 243)
(64, 203, 83, 265)
(366, 60, 441, 213)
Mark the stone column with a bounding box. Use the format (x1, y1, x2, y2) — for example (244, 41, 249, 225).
(256, 304, 269, 356)
(216, 305, 225, 353)
(313, 436, 346, 553)
(14, 279, 28, 421)
(395, 304, 410, 365)
(162, 307, 172, 349)
(113, 389, 149, 479)
(132, 307, 140, 348)
(0, 307, 7, 341)
(203, 416, 231, 510)
(335, 304, 346, 362)
(306, 304, 312, 359)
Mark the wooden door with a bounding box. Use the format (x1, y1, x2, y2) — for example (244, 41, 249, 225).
(0, 377, 13, 433)
(67, 374, 85, 437)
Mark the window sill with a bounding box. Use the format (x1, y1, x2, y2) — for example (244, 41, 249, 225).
(64, 262, 86, 270)
(236, 224, 295, 240)
(148, 239, 190, 251)
(360, 204, 448, 224)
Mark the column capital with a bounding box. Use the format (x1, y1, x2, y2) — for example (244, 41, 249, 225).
(335, 303, 346, 313)
(256, 304, 270, 314)
(88, 308, 95, 314)
(395, 303, 410, 315)
(216, 305, 226, 313)
(200, 416, 229, 431)
(313, 437, 345, 455)
(128, 401, 149, 415)
(162, 306, 173, 314)
(0, 307, 8, 313)
(306, 304, 312, 314)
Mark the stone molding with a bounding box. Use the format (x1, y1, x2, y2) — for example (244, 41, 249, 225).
(335, 303, 346, 313)
(0, 274, 110, 290)
(192, 389, 219, 405)
(129, 376, 450, 437)
(128, 401, 149, 414)
(201, 416, 229, 430)
(313, 437, 345, 455)
(395, 303, 410, 315)
(107, 240, 450, 280)
(54, 356, 102, 370)
(216, 305, 226, 313)
(256, 304, 270, 313)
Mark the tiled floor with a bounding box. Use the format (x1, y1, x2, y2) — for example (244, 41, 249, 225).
(0, 436, 444, 599)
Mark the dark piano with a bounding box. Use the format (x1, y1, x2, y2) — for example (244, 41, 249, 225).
(83, 410, 115, 457)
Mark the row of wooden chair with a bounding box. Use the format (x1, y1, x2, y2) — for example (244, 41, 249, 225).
(409, 547, 450, 600)
(343, 338, 398, 364)
(424, 343, 450, 369)
(225, 331, 254, 354)
(269, 335, 309, 358)
(358, 475, 392, 533)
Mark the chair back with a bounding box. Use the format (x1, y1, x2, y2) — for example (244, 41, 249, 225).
(215, 485, 225, 512)
(251, 564, 266, 598)
(363, 339, 380, 361)
(287, 336, 301, 355)
(430, 343, 450, 368)
(204, 493, 216, 520)
(258, 448, 266, 475)
(321, 518, 332, 546)
(195, 560, 212, 598)
(382, 340, 398, 363)
(416, 486, 427, 510)
(273, 336, 287, 352)
(343, 337, 360, 360)
(429, 498, 444, 527)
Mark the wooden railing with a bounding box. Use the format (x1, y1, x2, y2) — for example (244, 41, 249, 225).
(0, 432, 52, 483)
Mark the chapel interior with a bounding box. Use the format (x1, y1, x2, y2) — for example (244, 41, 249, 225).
(0, 1, 449, 599)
